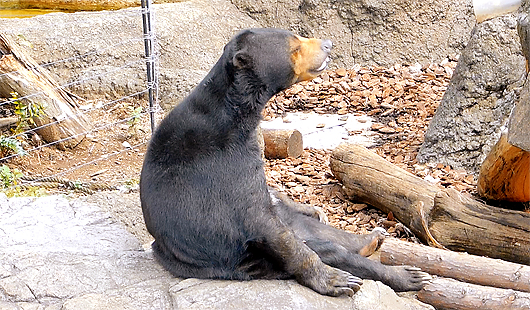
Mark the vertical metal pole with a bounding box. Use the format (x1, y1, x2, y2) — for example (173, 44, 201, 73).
(141, 0, 156, 133)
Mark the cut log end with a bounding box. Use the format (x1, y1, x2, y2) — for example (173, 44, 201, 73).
(262, 128, 303, 159)
(478, 133, 530, 203)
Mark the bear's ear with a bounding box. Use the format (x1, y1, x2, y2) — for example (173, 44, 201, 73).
(233, 50, 252, 69)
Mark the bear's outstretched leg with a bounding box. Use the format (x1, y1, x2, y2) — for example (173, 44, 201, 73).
(288, 211, 431, 291)
(252, 212, 363, 296)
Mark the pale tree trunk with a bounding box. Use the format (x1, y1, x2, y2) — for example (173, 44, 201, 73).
(0, 32, 91, 149)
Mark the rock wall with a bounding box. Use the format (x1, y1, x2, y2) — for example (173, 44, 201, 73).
(1, 0, 478, 110)
(0, 0, 259, 109)
(231, 0, 476, 68)
(417, 15, 526, 174)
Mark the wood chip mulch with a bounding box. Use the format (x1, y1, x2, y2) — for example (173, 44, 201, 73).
(262, 58, 478, 239)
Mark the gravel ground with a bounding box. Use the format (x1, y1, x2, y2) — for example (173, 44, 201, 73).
(262, 59, 478, 241)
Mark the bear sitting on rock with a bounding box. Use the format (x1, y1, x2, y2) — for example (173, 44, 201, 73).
(140, 28, 431, 296)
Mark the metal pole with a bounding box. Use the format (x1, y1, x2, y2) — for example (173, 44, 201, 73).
(141, 0, 156, 133)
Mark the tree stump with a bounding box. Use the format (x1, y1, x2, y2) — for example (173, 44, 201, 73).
(0, 32, 91, 149)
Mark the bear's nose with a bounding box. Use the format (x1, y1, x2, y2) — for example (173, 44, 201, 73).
(321, 40, 333, 53)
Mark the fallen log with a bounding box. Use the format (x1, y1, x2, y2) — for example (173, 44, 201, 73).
(330, 143, 439, 241)
(429, 188, 530, 264)
(330, 143, 530, 265)
(380, 238, 530, 292)
(0, 32, 91, 150)
(417, 278, 530, 310)
(262, 128, 303, 159)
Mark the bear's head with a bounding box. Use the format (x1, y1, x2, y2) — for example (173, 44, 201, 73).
(225, 28, 332, 95)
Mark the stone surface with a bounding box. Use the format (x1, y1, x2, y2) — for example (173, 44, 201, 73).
(230, 0, 475, 68)
(0, 192, 435, 309)
(417, 15, 526, 174)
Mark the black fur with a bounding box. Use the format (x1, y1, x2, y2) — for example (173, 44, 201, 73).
(140, 28, 429, 296)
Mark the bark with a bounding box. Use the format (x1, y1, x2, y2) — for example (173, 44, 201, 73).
(417, 278, 530, 310)
(330, 143, 439, 241)
(477, 133, 530, 202)
(380, 238, 530, 292)
(429, 188, 530, 265)
(262, 128, 303, 159)
(0, 32, 91, 149)
(330, 143, 530, 265)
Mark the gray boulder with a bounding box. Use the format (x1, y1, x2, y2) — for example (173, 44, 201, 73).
(0, 193, 434, 309)
(230, 0, 476, 68)
(417, 15, 526, 174)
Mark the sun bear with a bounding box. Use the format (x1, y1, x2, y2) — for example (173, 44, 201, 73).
(140, 28, 430, 296)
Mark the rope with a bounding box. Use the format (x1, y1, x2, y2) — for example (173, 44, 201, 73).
(19, 175, 118, 194)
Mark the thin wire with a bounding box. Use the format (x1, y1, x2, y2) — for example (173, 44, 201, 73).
(17, 139, 149, 187)
(0, 110, 152, 162)
(0, 38, 144, 80)
(6, 89, 148, 140)
(0, 58, 145, 107)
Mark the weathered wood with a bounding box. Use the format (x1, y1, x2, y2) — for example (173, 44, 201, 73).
(330, 143, 530, 265)
(429, 188, 530, 265)
(330, 143, 439, 242)
(3, 0, 139, 10)
(477, 133, 530, 203)
(0, 32, 91, 149)
(417, 278, 530, 310)
(262, 128, 303, 159)
(381, 238, 530, 292)
(0, 117, 17, 128)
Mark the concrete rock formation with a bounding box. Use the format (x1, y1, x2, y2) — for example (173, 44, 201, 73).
(230, 0, 476, 68)
(418, 15, 526, 174)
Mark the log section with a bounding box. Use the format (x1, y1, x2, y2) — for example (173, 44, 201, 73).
(418, 278, 530, 310)
(478, 133, 530, 203)
(380, 238, 530, 292)
(330, 143, 530, 265)
(262, 128, 303, 159)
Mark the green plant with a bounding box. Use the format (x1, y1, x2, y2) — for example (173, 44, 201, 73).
(125, 103, 143, 137)
(0, 164, 22, 189)
(0, 135, 26, 157)
(11, 91, 45, 135)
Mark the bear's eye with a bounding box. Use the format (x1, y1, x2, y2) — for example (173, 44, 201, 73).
(291, 45, 301, 54)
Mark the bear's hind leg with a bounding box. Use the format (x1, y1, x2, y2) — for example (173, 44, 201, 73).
(290, 214, 432, 292)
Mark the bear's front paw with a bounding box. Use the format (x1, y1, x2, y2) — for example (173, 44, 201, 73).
(298, 265, 363, 297)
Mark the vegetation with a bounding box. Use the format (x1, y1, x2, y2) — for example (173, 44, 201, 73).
(11, 91, 45, 135)
(125, 103, 143, 137)
(0, 135, 26, 157)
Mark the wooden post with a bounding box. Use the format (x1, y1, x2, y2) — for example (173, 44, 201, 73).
(0, 32, 91, 149)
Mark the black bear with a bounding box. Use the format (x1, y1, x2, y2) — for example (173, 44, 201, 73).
(140, 28, 430, 296)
